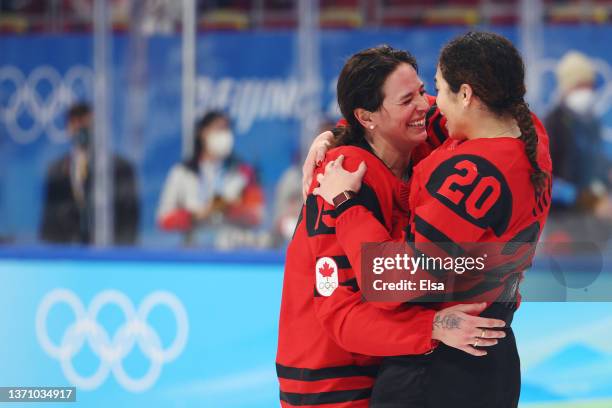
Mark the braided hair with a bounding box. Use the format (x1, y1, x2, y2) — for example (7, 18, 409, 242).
(438, 31, 548, 193)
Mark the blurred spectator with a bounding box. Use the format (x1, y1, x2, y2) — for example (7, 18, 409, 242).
(40, 102, 140, 245)
(141, 0, 182, 34)
(544, 51, 611, 244)
(157, 111, 264, 247)
(271, 118, 336, 246)
(271, 164, 301, 246)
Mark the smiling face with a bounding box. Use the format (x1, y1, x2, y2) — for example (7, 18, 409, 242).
(369, 63, 429, 150)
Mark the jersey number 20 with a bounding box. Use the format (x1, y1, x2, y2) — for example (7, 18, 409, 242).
(437, 160, 501, 219)
(426, 155, 512, 236)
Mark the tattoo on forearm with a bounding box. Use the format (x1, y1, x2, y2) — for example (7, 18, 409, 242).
(433, 314, 462, 330)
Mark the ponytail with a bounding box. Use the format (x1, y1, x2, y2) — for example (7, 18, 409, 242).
(511, 101, 548, 193)
(329, 119, 365, 149)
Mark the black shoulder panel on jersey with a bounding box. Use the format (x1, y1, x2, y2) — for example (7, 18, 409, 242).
(425, 154, 513, 236)
(413, 215, 467, 257)
(305, 183, 385, 237)
(333, 183, 387, 226)
(315, 255, 351, 269)
(305, 195, 337, 236)
(339, 278, 359, 292)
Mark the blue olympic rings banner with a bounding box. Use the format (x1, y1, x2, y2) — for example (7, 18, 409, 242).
(1, 26, 612, 245)
(0, 249, 611, 407)
(0, 250, 283, 407)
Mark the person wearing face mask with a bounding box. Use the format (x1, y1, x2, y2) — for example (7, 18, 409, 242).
(157, 111, 264, 247)
(40, 102, 140, 244)
(544, 51, 611, 244)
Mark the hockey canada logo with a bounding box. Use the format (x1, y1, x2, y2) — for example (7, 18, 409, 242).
(316, 257, 338, 297)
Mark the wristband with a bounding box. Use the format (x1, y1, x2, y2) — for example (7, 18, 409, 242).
(332, 190, 356, 208)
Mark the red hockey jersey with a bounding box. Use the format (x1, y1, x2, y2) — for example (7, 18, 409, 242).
(334, 113, 552, 306)
(276, 96, 447, 407)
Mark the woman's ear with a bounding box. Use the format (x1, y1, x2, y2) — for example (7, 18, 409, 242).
(354, 108, 375, 130)
(460, 84, 473, 107)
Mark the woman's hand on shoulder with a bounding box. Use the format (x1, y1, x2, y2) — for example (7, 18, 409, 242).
(302, 130, 334, 201)
(313, 155, 367, 206)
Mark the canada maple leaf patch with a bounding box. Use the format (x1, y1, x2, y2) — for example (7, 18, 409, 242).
(315, 257, 338, 297)
(318, 261, 335, 277)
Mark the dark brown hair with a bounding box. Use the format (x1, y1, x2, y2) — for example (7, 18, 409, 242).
(66, 101, 91, 123)
(438, 31, 548, 193)
(332, 45, 418, 148)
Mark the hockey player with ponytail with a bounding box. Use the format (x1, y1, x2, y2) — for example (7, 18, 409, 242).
(313, 32, 552, 407)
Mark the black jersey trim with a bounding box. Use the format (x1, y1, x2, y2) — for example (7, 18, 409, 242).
(276, 363, 379, 381)
(413, 215, 466, 257)
(279, 387, 372, 406)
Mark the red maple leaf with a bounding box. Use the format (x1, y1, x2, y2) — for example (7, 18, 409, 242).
(318, 262, 335, 277)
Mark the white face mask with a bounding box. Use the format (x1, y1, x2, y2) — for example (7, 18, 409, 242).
(206, 129, 234, 159)
(565, 88, 596, 116)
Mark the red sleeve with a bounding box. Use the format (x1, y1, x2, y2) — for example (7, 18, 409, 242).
(310, 150, 403, 310)
(335, 204, 483, 303)
(313, 283, 437, 356)
(333, 203, 428, 305)
(307, 149, 437, 355)
(335, 204, 402, 288)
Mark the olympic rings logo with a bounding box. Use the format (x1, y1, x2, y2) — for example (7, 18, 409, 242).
(0, 65, 93, 144)
(35, 289, 189, 392)
(317, 281, 337, 291)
